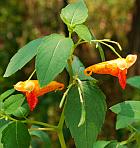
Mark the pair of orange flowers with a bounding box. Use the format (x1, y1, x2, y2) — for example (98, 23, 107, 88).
(14, 54, 137, 111)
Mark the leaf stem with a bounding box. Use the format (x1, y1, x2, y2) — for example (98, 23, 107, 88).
(22, 119, 57, 129)
(117, 133, 136, 147)
(29, 127, 56, 132)
(99, 41, 122, 58)
(6, 115, 17, 121)
(28, 69, 36, 80)
(74, 39, 82, 48)
(59, 83, 73, 108)
(91, 39, 122, 58)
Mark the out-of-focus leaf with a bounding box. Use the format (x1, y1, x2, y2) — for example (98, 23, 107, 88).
(135, 132, 140, 148)
(127, 76, 140, 89)
(65, 81, 106, 148)
(60, 0, 88, 27)
(4, 38, 42, 77)
(93, 141, 126, 148)
(105, 141, 127, 148)
(74, 25, 92, 42)
(93, 140, 110, 148)
(110, 101, 140, 129)
(36, 34, 73, 87)
(0, 89, 15, 101)
(1, 121, 31, 148)
(12, 103, 29, 118)
(4, 94, 25, 114)
(30, 126, 51, 148)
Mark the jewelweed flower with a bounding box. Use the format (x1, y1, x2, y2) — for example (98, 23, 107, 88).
(14, 80, 64, 111)
(84, 54, 137, 89)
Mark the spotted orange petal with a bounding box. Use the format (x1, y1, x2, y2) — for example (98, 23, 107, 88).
(84, 54, 137, 89)
(14, 80, 64, 111)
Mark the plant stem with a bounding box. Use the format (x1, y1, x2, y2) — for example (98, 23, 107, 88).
(7, 115, 17, 121)
(91, 39, 122, 58)
(28, 69, 36, 80)
(0, 113, 58, 131)
(22, 119, 57, 129)
(58, 107, 66, 148)
(69, 32, 72, 38)
(59, 83, 73, 108)
(100, 41, 122, 58)
(118, 133, 136, 146)
(58, 37, 76, 146)
(58, 131, 66, 148)
(29, 127, 56, 132)
(67, 58, 73, 83)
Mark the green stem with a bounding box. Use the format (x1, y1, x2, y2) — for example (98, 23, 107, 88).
(69, 32, 72, 38)
(92, 39, 122, 51)
(67, 39, 83, 84)
(67, 58, 73, 83)
(59, 83, 73, 108)
(7, 115, 17, 121)
(101, 39, 122, 51)
(57, 107, 66, 148)
(91, 39, 122, 58)
(28, 69, 36, 80)
(118, 133, 136, 146)
(58, 107, 65, 128)
(78, 41, 88, 44)
(74, 39, 82, 48)
(29, 127, 56, 132)
(58, 131, 66, 148)
(22, 119, 57, 129)
(0, 114, 17, 122)
(58, 38, 76, 146)
(0, 113, 57, 129)
(100, 41, 122, 58)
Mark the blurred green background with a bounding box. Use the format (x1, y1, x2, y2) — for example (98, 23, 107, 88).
(0, 0, 140, 147)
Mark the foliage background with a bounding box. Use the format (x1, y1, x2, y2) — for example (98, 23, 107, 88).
(0, 0, 139, 147)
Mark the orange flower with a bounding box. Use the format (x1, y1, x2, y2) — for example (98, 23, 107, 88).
(84, 54, 137, 89)
(14, 80, 64, 111)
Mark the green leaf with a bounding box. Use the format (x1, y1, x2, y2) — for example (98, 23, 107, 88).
(1, 121, 31, 148)
(4, 94, 25, 114)
(0, 101, 4, 113)
(12, 103, 29, 118)
(36, 34, 73, 87)
(65, 81, 106, 148)
(105, 141, 127, 148)
(0, 120, 9, 129)
(4, 38, 42, 77)
(110, 101, 140, 129)
(66, 56, 96, 81)
(74, 25, 92, 42)
(0, 89, 15, 101)
(0, 120, 10, 148)
(92, 141, 126, 148)
(60, 0, 88, 27)
(30, 126, 51, 148)
(92, 141, 111, 148)
(127, 76, 140, 89)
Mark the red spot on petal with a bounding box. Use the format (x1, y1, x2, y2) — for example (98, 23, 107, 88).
(26, 91, 38, 111)
(118, 69, 127, 89)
